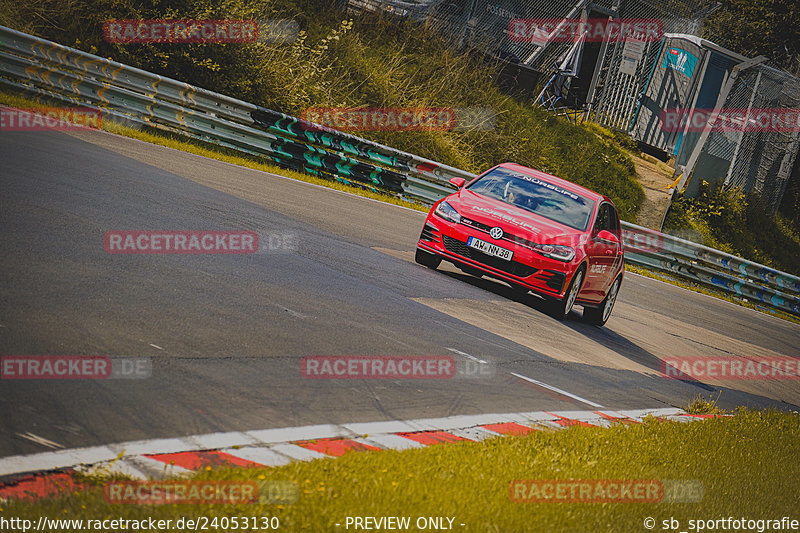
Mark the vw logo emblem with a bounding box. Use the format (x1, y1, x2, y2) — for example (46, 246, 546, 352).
(490, 227, 504, 240)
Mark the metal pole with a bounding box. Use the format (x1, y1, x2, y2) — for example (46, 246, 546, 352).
(523, 0, 590, 66)
(582, 0, 620, 121)
(772, 125, 800, 213)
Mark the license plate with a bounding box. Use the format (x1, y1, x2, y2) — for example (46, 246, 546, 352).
(467, 236, 513, 261)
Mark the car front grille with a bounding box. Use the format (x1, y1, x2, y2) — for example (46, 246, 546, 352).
(460, 217, 536, 249)
(460, 217, 493, 233)
(441, 235, 538, 278)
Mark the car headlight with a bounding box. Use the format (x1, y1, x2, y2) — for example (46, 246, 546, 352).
(434, 201, 461, 224)
(533, 243, 575, 262)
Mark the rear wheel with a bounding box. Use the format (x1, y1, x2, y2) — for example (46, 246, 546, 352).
(549, 267, 584, 320)
(583, 276, 621, 326)
(415, 247, 441, 269)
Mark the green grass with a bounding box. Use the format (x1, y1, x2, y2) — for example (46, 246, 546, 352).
(3, 409, 798, 531)
(686, 393, 725, 415)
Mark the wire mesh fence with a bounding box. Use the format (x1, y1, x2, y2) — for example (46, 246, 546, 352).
(591, 0, 712, 130)
(338, 0, 800, 212)
(703, 65, 800, 213)
(340, 0, 712, 120)
(342, 0, 578, 70)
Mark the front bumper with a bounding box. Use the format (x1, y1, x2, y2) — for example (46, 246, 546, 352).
(417, 217, 577, 298)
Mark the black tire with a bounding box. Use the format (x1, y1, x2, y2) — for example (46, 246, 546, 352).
(549, 266, 585, 320)
(415, 247, 441, 269)
(583, 276, 621, 326)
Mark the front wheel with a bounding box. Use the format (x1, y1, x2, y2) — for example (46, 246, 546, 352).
(583, 276, 621, 326)
(549, 267, 584, 320)
(415, 247, 441, 269)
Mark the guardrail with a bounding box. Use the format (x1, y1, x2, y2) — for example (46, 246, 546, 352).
(1, 25, 798, 317)
(621, 224, 800, 316)
(0, 25, 471, 204)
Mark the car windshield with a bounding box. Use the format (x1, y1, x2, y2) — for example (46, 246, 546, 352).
(467, 167, 595, 231)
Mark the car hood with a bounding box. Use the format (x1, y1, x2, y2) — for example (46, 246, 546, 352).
(447, 189, 587, 246)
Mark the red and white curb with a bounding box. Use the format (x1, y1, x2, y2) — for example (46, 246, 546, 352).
(0, 408, 712, 501)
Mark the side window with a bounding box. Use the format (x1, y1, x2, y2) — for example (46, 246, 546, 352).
(608, 205, 620, 237)
(593, 204, 611, 235)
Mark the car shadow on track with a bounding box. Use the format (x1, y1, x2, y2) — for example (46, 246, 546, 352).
(435, 267, 800, 410)
(435, 266, 728, 395)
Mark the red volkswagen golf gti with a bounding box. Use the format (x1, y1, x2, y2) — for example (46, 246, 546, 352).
(415, 163, 624, 325)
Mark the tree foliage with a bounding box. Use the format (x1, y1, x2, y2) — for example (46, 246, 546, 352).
(702, 0, 800, 73)
(702, 0, 800, 230)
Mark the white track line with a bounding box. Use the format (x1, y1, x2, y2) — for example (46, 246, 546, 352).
(269, 444, 327, 462)
(510, 372, 604, 408)
(447, 348, 488, 364)
(222, 447, 293, 467)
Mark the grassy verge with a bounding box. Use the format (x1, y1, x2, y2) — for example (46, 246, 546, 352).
(686, 393, 725, 415)
(4, 409, 798, 530)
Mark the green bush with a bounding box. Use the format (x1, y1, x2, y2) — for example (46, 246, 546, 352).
(664, 181, 800, 275)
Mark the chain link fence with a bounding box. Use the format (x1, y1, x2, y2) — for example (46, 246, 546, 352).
(343, 0, 573, 67)
(701, 64, 800, 213)
(591, 0, 712, 129)
(339, 0, 799, 212)
(341, 0, 712, 121)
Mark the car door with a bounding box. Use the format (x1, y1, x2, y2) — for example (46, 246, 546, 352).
(583, 203, 621, 301)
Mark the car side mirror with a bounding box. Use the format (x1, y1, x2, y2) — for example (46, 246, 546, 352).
(449, 177, 466, 189)
(595, 230, 619, 245)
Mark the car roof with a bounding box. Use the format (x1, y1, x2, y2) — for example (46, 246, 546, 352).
(494, 162, 608, 204)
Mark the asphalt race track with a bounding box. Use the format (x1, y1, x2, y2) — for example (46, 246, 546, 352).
(1, 128, 798, 461)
